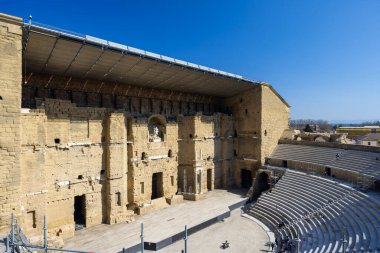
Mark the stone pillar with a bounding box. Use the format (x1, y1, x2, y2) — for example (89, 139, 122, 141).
(183, 168, 187, 193)
(106, 113, 133, 224)
(0, 13, 23, 231)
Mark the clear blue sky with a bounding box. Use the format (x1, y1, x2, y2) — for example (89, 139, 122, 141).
(2, 0, 380, 121)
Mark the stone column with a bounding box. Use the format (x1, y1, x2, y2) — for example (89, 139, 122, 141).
(0, 13, 23, 231)
(106, 113, 131, 224)
(194, 169, 197, 194)
(199, 171, 203, 194)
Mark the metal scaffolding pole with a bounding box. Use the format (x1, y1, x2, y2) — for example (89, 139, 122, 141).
(44, 216, 47, 253)
(5, 234, 9, 253)
(140, 223, 144, 253)
(184, 225, 188, 253)
(11, 212, 14, 253)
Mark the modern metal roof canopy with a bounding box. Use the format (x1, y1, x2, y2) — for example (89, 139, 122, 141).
(23, 21, 262, 98)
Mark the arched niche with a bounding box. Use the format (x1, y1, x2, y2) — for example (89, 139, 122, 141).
(148, 115, 166, 142)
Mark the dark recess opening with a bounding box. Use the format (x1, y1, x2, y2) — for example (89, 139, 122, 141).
(251, 172, 271, 199)
(151, 172, 163, 199)
(325, 167, 331, 176)
(374, 180, 380, 192)
(241, 169, 252, 188)
(282, 160, 288, 168)
(207, 169, 212, 191)
(74, 195, 86, 230)
(54, 138, 60, 144)
(256, 172, 270, 192)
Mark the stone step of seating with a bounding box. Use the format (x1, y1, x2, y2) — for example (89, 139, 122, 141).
(256, 195, 314, 246)
(282, 173, 372, 249)
(267, 197, 322, 251)
(248, 170, 380, 253)
(272, 183, 344, 252)
(270, 186, 339, 251)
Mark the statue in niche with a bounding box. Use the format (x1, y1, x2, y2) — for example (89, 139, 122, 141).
(153, 126, 159, 139)
(148, 118, 165, 142)
(150, 125, 161, 142)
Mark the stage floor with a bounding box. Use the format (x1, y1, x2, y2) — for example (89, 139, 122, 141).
(64, 189, 269, 253)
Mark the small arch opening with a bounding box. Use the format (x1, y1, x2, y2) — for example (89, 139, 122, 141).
(168, 149, 173, 158)
(141, 152, 146, 160)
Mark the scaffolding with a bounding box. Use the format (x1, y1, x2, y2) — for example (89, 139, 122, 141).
(3, 213, 191, 253)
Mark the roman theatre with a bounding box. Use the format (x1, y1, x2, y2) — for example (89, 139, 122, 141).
(0, 13, 289, 250)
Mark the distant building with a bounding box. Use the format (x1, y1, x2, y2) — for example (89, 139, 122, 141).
(336, 126, 380, 139)
(358, 133, 380, 146)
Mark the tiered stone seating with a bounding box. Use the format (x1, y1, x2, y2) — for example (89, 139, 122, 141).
(248, 170, 380, 253)
(269, 144, 380, 179)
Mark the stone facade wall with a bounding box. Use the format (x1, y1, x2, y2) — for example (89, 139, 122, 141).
(0, 14, 23, 231)
(223, 85, 290, 187)
(260, 85, 290, 164)
(19, 100, 109, 240)
(127, 115, 179, 212)
(178, 113, 233, 198)
(17, 99, 237, 241)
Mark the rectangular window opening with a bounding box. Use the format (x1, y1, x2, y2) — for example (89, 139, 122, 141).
(140, 182, 144, 194)
(115, 192, 121, 206)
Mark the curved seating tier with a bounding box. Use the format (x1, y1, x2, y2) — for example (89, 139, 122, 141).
(248, 170, 380, 253)
(269, 144, 380, 179)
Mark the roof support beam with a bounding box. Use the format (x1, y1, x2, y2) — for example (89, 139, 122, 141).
(153, 67, 188, 89)
(83, 47, 107, 78)
(103, 51, 126, 78)
(63, 41, 86, 75)
(119, 57, 144, 82)
(146, 63, 174, 85)
(40, 37, 59, 73)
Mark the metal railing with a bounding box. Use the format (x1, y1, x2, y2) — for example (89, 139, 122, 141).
(5, 213, 96, 253)
(4, 212, 191, 253)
